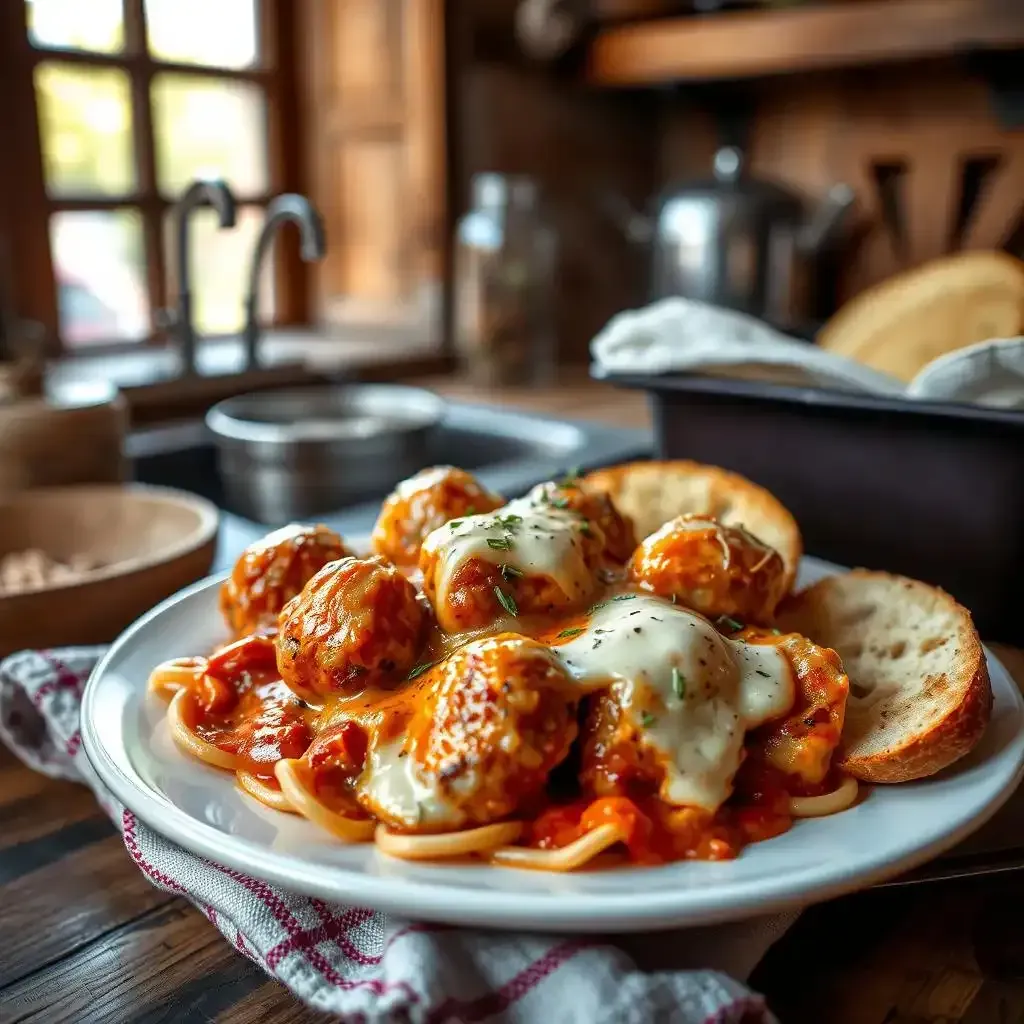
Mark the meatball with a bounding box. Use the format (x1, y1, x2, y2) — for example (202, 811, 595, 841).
(418, 503, 604, 633)
(359, 634, 578, 831)
(372, 466, 503, 566)
(581, 630, 848, 799)
(275, 555, 426, 702)
(627, 514, 786, 626)
(580, 682, 666, 801)
(220, 523, 352, 636)
(750, 630, 848, 786)
(526, 480, 637, 564)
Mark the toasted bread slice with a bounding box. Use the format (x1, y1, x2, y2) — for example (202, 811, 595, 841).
(583, 460, 802, 593)
(817, 251, 1024, 383)
(777, 570, 992, 783)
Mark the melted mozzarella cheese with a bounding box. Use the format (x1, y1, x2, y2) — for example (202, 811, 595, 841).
(420, 491, 596, 612)
(555, 595, 794, 811)
(357, 735, 463, 829)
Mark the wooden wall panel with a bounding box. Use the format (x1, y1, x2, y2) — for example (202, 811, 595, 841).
(300, 0, 445, 329)
(331, 141, 405, 302)
(659, 62, 1024, 309)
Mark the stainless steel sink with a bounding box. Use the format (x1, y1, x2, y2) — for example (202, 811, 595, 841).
(128, 399, 652, 565)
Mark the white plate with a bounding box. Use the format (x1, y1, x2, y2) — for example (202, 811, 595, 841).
(82, 557, 1024, 933)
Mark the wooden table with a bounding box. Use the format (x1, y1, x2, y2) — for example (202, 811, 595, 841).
(3, 374, 1024, 1023)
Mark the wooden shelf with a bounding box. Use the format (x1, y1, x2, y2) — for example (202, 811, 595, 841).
(586, 0, 1024, 85)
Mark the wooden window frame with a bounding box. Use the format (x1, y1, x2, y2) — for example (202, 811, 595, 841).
(0, 0, 306, 359)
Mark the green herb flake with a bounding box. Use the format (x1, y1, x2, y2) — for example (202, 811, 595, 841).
(771, 627, 782, 636)
(449, 520, 463, 529)
(407, 660, 435, 680)
(487, 536, 513, 551)
(555, 627, 585, 640)
(551, 497, 570, 509)
(578, 520, 592, 535)
(500, 513, 523, 526)
(499, 563, 524, 581)
(465, 505, 477, 515)
(641, 711, 658, 728)
(716, 615, 744, 632)
(672, 667, 686, 699)
(494, 587, 518, 617)
(612, 594, 636, 602)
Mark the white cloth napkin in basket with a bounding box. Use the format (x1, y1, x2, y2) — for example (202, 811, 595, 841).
(0, 646, 791, 1023)
(590, 297, 1024, 408)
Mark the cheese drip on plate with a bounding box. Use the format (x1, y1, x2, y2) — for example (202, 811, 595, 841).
(421, 488, 597, 611)
(556, 596, 794, 811)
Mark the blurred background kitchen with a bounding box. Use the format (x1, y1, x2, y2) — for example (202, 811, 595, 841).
(2, 0, 1024, 648)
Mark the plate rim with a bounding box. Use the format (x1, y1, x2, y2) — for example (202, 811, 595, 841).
(81, 560, 1024, 933)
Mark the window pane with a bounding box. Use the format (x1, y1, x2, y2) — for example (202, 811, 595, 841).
(152, 74, 268, 197)
(51, 211, 149, 347)
(145, 0, 259, 69)
(35, 63, 135, 197)
(27, 0, 124, 54)
(166, 207, 273, 336)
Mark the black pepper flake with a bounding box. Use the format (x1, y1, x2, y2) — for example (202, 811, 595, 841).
(633, 627, 642, 634)
(629, 610, 642, 617)
(755, 669, 771, 678)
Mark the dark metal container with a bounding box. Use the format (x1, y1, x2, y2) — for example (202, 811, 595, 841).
(606, 373, 1024, 644)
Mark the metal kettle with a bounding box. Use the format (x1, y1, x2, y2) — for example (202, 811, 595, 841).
(609, 146, 855, 329)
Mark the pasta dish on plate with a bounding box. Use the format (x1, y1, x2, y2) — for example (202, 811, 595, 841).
(148, 463, 974, 872)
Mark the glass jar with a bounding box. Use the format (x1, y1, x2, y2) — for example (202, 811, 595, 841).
(455, 174, 557, 387)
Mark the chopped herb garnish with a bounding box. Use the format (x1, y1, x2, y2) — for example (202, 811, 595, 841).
(407, 660, 435, 680)
(499, 563, 524, 581)
(500, 513, 523, 526)
(672, 667, 686, 699)
(755, 669, 771, 678)
(449, 520, 463, 529)
(594, 628, 610, 635)
(579, 520, 592, 535)
(558, 466, 581, 486)
(494, 587, 518, 616)
(550, 497, 570, 509)
(613, 594, 636, 602)
(716, 615, 744, 632)
(641, 711, 658, 728)
(487, 536, 513, 551)
(556, 627, 584, 639)
(771, 627, 782, 635)
(465, 505, 477, 515)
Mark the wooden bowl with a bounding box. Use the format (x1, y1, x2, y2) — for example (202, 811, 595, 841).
(0, 485, 219, 656)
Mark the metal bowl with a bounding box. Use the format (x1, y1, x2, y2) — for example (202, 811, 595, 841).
(206, 384, 445, 524)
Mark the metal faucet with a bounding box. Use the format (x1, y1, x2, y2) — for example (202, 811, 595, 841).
(168, 178, 237, 375)
(242, 194, 326, 370)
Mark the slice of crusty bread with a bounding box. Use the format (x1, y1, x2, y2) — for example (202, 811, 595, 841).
(817, 251, 1024, 383)
(583, 460, 802, 593)
(777, 570, 992, 783)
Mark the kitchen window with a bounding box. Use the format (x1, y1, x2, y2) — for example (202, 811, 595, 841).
(0, 0, 305, 356)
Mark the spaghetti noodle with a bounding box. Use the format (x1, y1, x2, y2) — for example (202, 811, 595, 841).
(148, 467, 866, 872)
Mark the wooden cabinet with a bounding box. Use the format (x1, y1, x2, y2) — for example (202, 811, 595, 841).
(299, 0, 446, 331)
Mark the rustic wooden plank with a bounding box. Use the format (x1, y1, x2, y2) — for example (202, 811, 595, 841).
(0, 775, 107, 851)
(216, 985, 336, 1024)
(0, 833, 173, 988)
(588, 0, 1024, 86)
(0, 900, 264, 1023)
